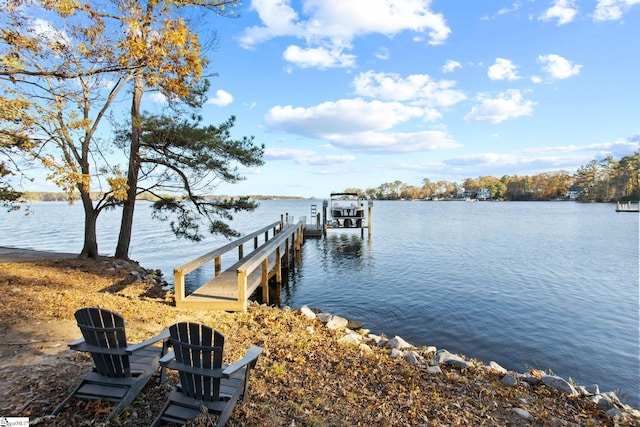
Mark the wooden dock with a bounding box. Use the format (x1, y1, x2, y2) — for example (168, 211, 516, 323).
(615, 201, 639, 212)
(174, 219, 305, 312)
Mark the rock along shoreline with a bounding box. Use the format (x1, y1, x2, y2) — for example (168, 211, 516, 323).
(120, 262, 640, 423)
(291, 304, 640, 424)
(2, 249, 638, 424)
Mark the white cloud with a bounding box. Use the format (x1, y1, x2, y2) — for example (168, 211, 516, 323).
(481, 2, 522, 20)
(445, 152, 520, 167)
(443, 134, 640, 177)
(310, 155, 357, 165)
(327, 130, 461, 153)
(239, 0, 451, 69)
(487, 58, 520, 81)
(264, 97, 461, 153)
(465, 90, 536, 123)
(539, 0, 578, 25)
(149, 92, 168, 104)
(538, 54, 582, 79)
(442, 60, 462, 73)
(283, 44, 356, 69)
(265, 147, 317, 160)
(352, 71, 466, 108)
(498, 2, 522, 15)
(593, 0, 640, 21)
(265, 98, 427, 137)
(238, 0, 303, 48)
(206, 89, 233, 107)
(264, 147, 356, 165)
(30, 18, 71, 47)
(524, 135, 640, 157)
(375, 47, 390, 60)
(443, 152, 591, 176)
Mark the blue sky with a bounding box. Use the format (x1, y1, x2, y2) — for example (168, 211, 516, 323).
(185, 0, 638, 198)
(12, 0, 640, 198)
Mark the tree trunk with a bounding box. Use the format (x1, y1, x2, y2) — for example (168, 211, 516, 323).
(115, 71, 144, 260)
(79, 193, 99, 258)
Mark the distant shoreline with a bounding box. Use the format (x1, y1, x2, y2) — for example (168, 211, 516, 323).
(0, 246, 78, 263)
(10, 193, 625, 203)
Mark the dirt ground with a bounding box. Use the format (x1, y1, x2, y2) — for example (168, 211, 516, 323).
(0, 251, 639, 426)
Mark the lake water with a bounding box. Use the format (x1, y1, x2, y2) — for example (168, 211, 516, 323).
(1, 200, 638, 406)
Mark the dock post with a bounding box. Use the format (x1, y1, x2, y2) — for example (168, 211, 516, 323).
(261, 259, 269, 304)
(322, 200, 328, 237)
(284, 237, 290, 268)
(215, 256, 222, 277)
(174, 268, 185, 303)
(368, 200, 373, 238)
(296, 223, 303, 250)
(275, 246, 282, 283)
(238, 270, 248, 312)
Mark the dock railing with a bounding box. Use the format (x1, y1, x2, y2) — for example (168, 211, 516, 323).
(173, 220, 282, 303)
(236, 220, 305, 310)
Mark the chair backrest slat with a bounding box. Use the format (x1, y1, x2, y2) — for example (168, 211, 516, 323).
(170, 322, 224, 401)
(75, 307, 130, 378)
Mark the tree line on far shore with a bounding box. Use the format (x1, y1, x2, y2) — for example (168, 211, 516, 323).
(344, 152, 640, 202)
(15, 192, 302, 202)
(14, 152, 640, 204)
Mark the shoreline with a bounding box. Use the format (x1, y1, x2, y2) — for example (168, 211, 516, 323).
(1, 247, 639, 423)
(297, 304, 639, 415)
(0, 246, 79, 263)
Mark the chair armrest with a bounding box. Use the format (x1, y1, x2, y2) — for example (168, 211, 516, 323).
(159, 350, 175, 366)
(70, 342, 130, 356)
(68, 329, 170, 355)
(164, 359, 225, 378)
(68, 337, 85, 349)
(127, 328, 170, 354)
(222, 346, 263, 377)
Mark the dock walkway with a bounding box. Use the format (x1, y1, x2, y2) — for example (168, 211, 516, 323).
(174, 219, 305, 312)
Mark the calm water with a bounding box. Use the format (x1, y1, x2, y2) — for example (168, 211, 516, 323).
(1, 200, 638, 405)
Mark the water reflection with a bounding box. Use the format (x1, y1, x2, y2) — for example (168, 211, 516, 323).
(323, 233, 367, 261)
(317, 234, 367, 279)
(278, 231, 373, 308)
(184, 266, 209, 293)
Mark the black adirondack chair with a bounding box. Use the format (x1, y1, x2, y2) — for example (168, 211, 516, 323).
(152, 322, 263, 427)
(52, 307, 169, 419)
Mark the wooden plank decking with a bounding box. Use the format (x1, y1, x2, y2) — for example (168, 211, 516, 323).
(174, 219, 305, 312)
(178, 251, 278, 311)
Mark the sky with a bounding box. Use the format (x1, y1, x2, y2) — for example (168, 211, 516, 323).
(11, 0, 640, 198)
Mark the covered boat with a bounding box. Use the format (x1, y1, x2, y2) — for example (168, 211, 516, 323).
(329, 192, 366, 228)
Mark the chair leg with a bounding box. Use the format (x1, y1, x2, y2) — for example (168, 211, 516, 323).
(108, 368, 156, 419)
(150, 403, 167, 427)
(51, 381, 84, 416)
(215, 384, 244, 427)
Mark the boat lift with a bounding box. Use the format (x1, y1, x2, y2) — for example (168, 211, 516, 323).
(322, 193, 372, 238)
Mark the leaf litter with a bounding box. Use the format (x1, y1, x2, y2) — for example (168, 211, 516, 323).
(0, 257, 638, 426)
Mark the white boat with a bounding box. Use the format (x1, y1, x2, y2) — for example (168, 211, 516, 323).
(329, 192, 366, 228)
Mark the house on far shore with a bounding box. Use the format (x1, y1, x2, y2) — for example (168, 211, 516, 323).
(463, 187, 491, 200)
(566, 187, 581, 199)
(476, 188, 490, 200)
